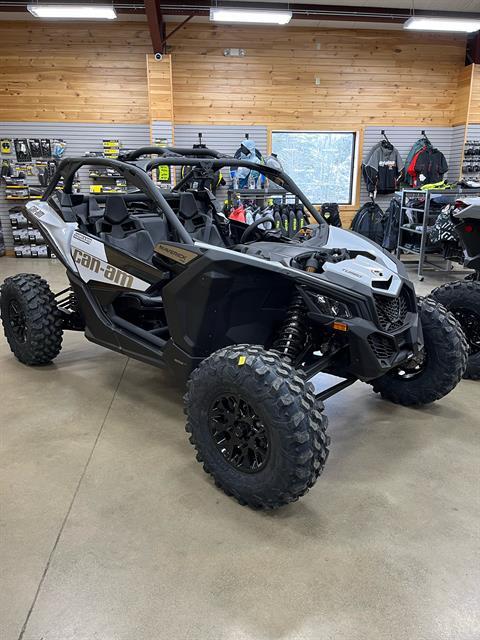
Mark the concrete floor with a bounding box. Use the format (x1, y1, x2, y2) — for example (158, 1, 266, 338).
(1, 257, 479, 640)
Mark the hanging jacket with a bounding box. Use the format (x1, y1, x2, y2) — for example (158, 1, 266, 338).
(362, 141, 383, 195)
(382, 195, 402, 252)
(415, 148, 448, 185)
(232, 139, 264, 189)
(264, 153, 283, 171)
(406, 146, 426, 186)
(365, 143, 403, 194)
(404, 140, 426, 186)
(350, 201, 386, 245)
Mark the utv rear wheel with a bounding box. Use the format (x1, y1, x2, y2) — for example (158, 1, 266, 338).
(185, 345, 329, 509)
(370, 298, 467, 405)
(429, 280, 480, 380)
(1, 274, 63, 365)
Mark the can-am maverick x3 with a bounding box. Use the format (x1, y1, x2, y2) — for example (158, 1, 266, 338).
(0, 147, 468, 508)
(429, 197, 480, 379)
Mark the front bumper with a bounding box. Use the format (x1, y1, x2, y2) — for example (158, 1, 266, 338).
(342, 312, 423, 380)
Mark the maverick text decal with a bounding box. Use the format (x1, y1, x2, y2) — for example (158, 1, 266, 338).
(72, 248, 134, 288)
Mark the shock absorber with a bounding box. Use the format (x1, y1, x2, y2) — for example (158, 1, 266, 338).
(273, 292, 309, 363)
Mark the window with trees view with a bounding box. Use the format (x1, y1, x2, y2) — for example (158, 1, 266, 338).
(271, 131, 357, 205)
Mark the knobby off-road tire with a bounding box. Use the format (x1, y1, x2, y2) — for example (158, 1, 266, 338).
(184, 345, 329, 509)
(1, 273, 63, 365)
(429, 280, 480, 380)
(370, 298, 468, 405)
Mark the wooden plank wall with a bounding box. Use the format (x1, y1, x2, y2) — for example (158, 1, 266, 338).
(168, 25, 467, 128)
(146, 54, 173, 123)
(0, 20, 151, 123)
(469, 64, 480, 124)
(0, 20, 470, 129)
(452, 64, 474, 126)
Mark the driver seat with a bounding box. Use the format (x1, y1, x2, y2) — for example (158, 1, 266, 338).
(178, 192, 225, 247)
(97, 195, 155, 262)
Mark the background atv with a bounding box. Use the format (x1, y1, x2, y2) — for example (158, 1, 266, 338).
(0, 146, 468, 509)
(429, 197, 480, 379)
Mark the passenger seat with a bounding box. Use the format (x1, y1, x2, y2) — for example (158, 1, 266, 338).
(97, 195, 155, 262)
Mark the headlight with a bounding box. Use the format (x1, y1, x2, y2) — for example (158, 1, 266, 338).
(309, 293, 353, 319)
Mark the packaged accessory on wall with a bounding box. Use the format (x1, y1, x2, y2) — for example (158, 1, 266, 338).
(1, 139, 12, 154)
(103, 139, 120, 158)
(14, 138, 31, 162)
(28, 139, 42, 158)
(40, 138, 51, 158)
(52, 139, 66, 159)
(1, 159, 12, 177)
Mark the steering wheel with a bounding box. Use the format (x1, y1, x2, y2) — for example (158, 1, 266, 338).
(240, 216, 276, 243)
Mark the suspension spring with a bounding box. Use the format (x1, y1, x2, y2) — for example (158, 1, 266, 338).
(273, 292, 309, 363)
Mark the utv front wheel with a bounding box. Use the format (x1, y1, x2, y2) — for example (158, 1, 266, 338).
(429, 281, 480, 380)
(185, 345, 329, 509)
(1, 274, 63, 365)
(370, 298, 467, 405)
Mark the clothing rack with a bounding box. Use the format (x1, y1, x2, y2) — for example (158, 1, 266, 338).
(396, 188, 477, 281)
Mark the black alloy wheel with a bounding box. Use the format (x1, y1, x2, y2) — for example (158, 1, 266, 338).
(209, 394, 270, 473)
(7, 299, 27, 343)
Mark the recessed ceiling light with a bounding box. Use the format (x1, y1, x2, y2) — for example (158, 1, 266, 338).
(210, 8, 292, 25)
(404, 16, 480, 33)
(27, 4, 117, 20)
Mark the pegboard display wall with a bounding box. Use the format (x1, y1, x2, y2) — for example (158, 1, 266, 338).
(360, 125, 466, 211)
(0, 122, 151, 253)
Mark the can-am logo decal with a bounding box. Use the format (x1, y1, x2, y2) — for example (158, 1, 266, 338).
(72, 248, 133, 288)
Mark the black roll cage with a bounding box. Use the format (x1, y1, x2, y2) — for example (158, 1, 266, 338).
(41, 149, 326, 245)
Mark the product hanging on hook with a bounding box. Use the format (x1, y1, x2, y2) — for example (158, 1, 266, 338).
(362, 131, 403, 197)
(405, 131, 448, 187)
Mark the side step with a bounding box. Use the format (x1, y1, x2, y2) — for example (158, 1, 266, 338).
(110, 313, 167, 348)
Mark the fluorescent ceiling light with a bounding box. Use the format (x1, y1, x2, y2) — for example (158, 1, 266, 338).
(404, 16, 480, 32)
(210, 8, 292, 25)
(27, 4, 117, 19)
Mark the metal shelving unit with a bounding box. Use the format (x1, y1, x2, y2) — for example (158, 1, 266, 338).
(396, 188, 467, 281)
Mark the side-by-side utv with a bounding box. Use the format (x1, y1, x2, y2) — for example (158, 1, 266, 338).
(0, 146, 468, 508)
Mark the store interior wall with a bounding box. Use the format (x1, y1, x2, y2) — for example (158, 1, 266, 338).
(0, 123, 150, 251)
(0, 20, 480, 248)
(360, 126, 466, 211)
(167, 25, 467, 129)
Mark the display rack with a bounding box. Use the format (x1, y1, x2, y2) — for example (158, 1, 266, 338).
(227, 187, 297, 206)
(396, 188, 478, 281)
